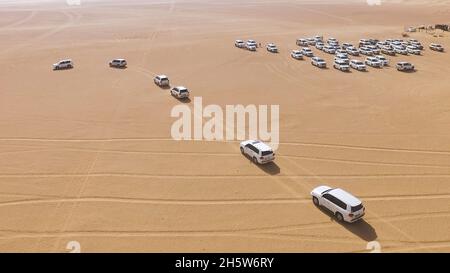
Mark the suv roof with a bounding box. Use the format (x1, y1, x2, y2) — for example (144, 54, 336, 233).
(328, 188, 361, 206)
(251, 141, 273, 152)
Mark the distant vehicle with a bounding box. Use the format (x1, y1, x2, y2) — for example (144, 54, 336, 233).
(266, 43, 278, 53)
(240, 140, 275, 164)
(429, 43, 444, 52)
(154, 75, 170, 87)
(53, 59, 73, 70)
(327, 37, 338, 44)
(335, 50, 348, 57)
(109, 58, 127, 68)
(367, 45, 380, 54)
(311, 57, 327, 68)
(246, 40, 257, 50)
(374, 55, 389, 66)
(360, 47, 373, 56)
(394, 46, 408, 55)
(170, 86, 189, 99)
(235, 40, 245, 48)
(406, 45, 421, 55)
(323, 45, 336, 54)
(342, 43, 353, 49)
(346, 47, 359, 56)
(381, 46, 396, 56)
(307, 38, 317, 46)
(408, 40, 423, 50)
(311, 186, 365, 223)
(333, 59, 350, 72)
(246, 43, 257, 51)
(349, 59, 366, 71)
(365, 57, 382, 68)
(296, 38, 308, 46)
(396, 62, 415, 72)
(315, 42, 325, 50)
(302, 47, 314, 57)
(291, 50, 303, 60)
(314, 35, 323, 42)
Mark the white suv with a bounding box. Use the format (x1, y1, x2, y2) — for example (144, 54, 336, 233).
(350, 59, 366, 71)
(291, 50, 303, 60)
(365, 57, 382, 68)
(396, 62, 415, 72)
(323, 45, 336, 54)
(109, 59, 127, 68)
(170, 86, 189, 99)
(333, 59, 349, 72)
(302, 47, 314, 57)
(240, 140, 275, 164)
(429, 43, 444, 52)
(406, 45, 421, 55)
(154, 75, 170, 87)
(311, 186, 365, 223)
(235, 40, 245, 48)
(374, 55, 389, 66)
(311, 57, 326, 68)
(266, 43, 278, 53)
(53, 59, 73, 70)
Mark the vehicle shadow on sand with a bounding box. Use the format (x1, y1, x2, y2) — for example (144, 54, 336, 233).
(256, 161, 280, 175)
(174, 97, 191, 103)
(316, 206, 377, 242)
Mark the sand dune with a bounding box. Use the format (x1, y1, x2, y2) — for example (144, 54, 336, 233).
(0, 0, 449, 252)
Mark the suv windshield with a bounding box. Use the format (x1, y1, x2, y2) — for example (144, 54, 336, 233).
(351, 204, 363, 212)
(261, 151, 273, 156)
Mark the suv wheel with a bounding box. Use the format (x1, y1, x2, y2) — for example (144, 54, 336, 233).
(312, 197, 319, 206)
(240, 147, 244, 154)
(335, 212, 344, 222)
(252, 157, 258, 164)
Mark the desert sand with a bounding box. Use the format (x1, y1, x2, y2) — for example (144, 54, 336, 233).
(0, 0, 449, 252)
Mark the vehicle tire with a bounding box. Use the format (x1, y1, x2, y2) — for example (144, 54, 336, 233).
(252, 157, 258, 164)
(312, 197, 319, 206)
(240, 147, 244, 154)
(335, 212, 344, 222)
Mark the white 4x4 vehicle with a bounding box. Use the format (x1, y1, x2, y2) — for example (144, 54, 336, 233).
(266, 43, 278, 53)
(396, 62, 415, 72)
(359, 47, 373, 56)
(154, 75, 170, 87)
(365, 57, 382, 68)
(350, 59, 366, 71)
(53, 59, 73, 70)
(240, 140, 275, 164)
(302, 47, 314, 57)
(291, 50, 303, 60)
(296, 38, 308, 46)
(406, 45, 421, 55)
(346, 47, 359, 56)
(311, 57, 326, 68)
(311, 186, 365, 223)
(235, 40, 245, 48)
(333, 59, 349, 72)
(323, 45, 336, 54)
(109, 59, 127, 68)
(374, 55, 389, 66)
(429, 43, 444, 52)
(170, 86, 189, 99)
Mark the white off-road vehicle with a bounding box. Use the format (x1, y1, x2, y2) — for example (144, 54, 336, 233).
(346, 47, 359, 56)
(349, 59, 366, 71)
(311, 186, 365, 223)
(109, 58, 127, 68)
(365, 57, 382, 68)
(53, 59, 73, 70)
(429, 43, 444, 52)
(302, 47, 314, 57)
(374, 55, 389, 66)
(396, 62, 415, 72)
(333, 59, 350, 72)
(266, 43, 278, 53)
(296, 38, 308, 46)
(154, 75, 170, 87)
(311, 57, 327, 68)
(170, 86, 190, 99)
(235, 40, 245, 48)
(406, 45, 421, 55)
(291, 50, 303, 60)
(240, 140, 275, 164)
